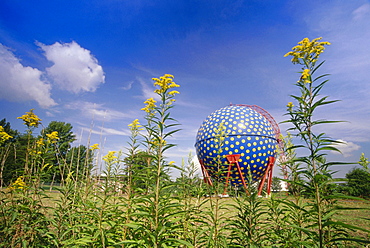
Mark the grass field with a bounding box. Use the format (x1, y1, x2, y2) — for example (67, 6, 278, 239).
(38, 190, 370, 241)
(334, 199, 370, 240)
(1, 185, 370, 247)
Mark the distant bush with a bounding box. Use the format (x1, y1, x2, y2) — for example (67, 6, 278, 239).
(343, 168, 370, 198)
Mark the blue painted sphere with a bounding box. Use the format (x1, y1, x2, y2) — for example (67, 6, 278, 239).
(195, 105, 278, 186)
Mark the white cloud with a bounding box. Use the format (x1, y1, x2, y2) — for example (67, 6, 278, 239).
(80, 126, 130, 136)
(39, 41, 105, 93)
(331, 139, 361, 157)
(64, 101, 131, 121)
(352, 3, 370, 20)
(120, 81, 134, 91)
(137, 77, 158, 100)
(0, 44, 56, 108)
(99, 127, 130, 136)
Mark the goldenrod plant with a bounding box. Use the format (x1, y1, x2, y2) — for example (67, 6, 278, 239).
(17, 109, 42, 179)
(0, 109, 54, 247)
(283, 37, 370, 247)
(0, 126, 12, 144)
(175, 153, 209, 247)
(279, 131, 304, 198)
(229, 184, 268, 248)
(358, 153, 369, 172)
(17, 109, 42, 129)
(0, 125, 13, 188)
(199, 122, 231, 247)
(124, 74, 191, 247)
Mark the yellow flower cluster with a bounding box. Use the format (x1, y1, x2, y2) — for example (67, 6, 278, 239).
(128, 119, 144, 131)
(152, 74, 180, 95)
(103, 151, 117, 162)
(301, 69, 311, 83)
(141, 97, 157, 113)
(46, 131, 59, 143)
(36, 138, 44, 147)
(0, 126, 12, 143)
(66, 171, 74, 183)
(90, 143, 100, 150)
(284, 37, 331, 64)
(29, 138, 44, 156)
(150, 138, 167, 147)
(168, 90, 180, 96)
(287, 102, 294, 110)
(301, 69, 310, 79)
(17, 109, 42, 128)
(41, 163, 51, 171)
(8, 176, 26, 191)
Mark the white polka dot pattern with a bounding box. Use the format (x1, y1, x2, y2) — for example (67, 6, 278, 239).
(195, 105, 278, 186)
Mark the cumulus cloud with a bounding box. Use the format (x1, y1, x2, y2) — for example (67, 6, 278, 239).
(0, 44, 56, 108)
(331, 139, 361, 157)
(39, 41, 105, 93)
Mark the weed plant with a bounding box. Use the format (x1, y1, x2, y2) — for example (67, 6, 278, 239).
(282, 37, 370, 247)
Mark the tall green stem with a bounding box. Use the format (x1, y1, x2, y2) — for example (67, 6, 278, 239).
(284, 37, 333, 247)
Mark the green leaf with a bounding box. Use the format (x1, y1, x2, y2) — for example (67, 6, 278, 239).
(330, 237, 370, 244)
(163, 128, 181, 139)
(312, 73, 330, 82)
(326, 220, 370, 233)
(165, 238, 194, 247)
(311, 60, 325, 73)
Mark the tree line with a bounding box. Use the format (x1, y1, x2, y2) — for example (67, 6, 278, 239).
(0, 118, 93, 187)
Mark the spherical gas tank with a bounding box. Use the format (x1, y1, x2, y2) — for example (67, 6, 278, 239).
(195, 105, 278, 186)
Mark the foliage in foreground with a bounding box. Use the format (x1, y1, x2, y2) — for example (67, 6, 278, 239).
(1, 40, 370, 247)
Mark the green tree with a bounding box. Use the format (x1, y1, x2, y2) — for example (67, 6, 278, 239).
(345, 168, 370, 198)
(65, 145, 93, 179)
(0, 119, 19, 187)
(41, 121, 76, 156)
(0, 119, 18, 143)
(1, 133, 31, 186)
(2, 110, 43, 186)
(123, 150, 154, 193)
(40, 121, 77, 183)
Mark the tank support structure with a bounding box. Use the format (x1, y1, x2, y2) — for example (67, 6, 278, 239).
(199, 159, 213, 186)
(199, 155, 276, 197)
(257, 156, 275, 196)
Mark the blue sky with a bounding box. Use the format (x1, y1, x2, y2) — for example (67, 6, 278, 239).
(1, 0, 370, 178)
